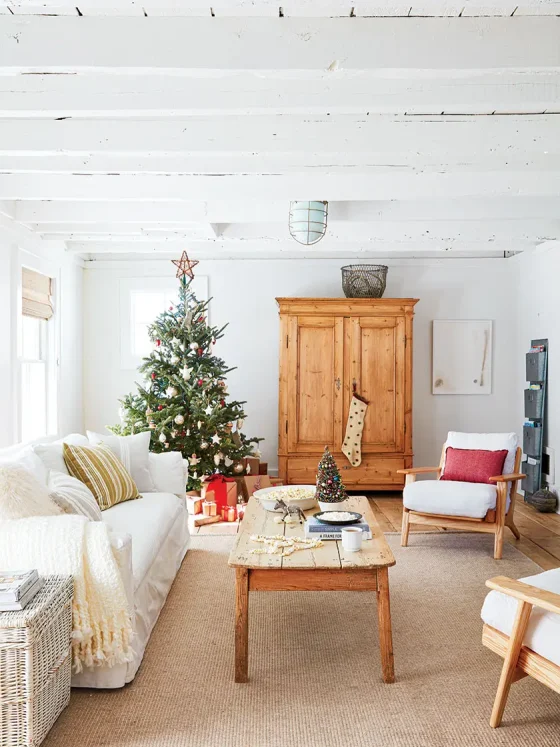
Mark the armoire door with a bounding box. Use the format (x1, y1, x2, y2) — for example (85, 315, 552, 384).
(286, 315, 344, 453)
(344, 316, 406, 453)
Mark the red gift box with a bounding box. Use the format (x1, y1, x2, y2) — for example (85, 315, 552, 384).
(201, 474, 237, 508)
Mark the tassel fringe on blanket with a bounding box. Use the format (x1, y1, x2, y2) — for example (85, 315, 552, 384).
(0, 514, 134, 671)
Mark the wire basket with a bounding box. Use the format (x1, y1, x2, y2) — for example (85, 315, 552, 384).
(341, 265, 388, 298)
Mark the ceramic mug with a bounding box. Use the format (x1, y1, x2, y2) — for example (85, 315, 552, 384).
(341, 527, 363, 552)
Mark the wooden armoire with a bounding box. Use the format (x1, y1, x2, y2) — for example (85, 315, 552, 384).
(277, 298, 419, 490)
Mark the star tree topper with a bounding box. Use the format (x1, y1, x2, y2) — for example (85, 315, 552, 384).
(172, 250, 199, 280)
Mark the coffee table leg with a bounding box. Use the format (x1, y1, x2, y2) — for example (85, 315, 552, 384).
(235, 568, 249, 683)
(376, 567, 395, 683)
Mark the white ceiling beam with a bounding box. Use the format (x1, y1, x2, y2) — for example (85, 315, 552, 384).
(3, 1, 560, 17)
(16, 197, 560, 224)
(2, 172, 560, 201)
(2, 152, 558, 173)
(34, 219, 560, 242)
(1, 72, 558, 117)
(63, 238, 534, 255)
(1, 17, 559, 74)
(1, 116, 558, 159)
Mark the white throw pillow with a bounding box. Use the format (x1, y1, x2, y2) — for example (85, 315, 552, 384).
(48, 470, 102, 522)
(33, 434, 90, 476)
(87, 430, 155, 493)
(0, 465, 62, 520)
(148, 451, 186, 497)
(0, 445, 48, 485)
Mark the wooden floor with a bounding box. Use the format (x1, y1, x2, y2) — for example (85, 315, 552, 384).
(368, 493, 560, 571)
(191, 493, 560, 571)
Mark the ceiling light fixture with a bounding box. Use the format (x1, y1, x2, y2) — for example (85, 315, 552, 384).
(289, 201, 328, 245)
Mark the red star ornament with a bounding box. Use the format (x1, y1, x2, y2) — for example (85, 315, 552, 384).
(172, 250, 199, 280)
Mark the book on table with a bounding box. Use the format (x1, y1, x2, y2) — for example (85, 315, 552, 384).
(304, 517, 372, 541)
(0, 570, 43, 611)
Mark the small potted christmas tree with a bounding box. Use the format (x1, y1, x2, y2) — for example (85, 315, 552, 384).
(316, 446, 348, 511)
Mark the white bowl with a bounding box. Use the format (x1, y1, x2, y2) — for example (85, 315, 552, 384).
(254, 485, 317, 512)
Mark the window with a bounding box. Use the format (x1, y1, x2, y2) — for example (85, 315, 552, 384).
(20, 315, 49, 442)
(120, 276, 208, 369)
(20, 267, 56, 442)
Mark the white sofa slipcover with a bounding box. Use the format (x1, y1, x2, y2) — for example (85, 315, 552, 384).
(481, 568, 560, 668)
(0, 434, 190, 689)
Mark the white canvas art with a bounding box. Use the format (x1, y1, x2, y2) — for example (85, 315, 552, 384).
(432, 320, 493, 395)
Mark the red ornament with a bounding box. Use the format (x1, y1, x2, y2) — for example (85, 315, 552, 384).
(156, 339, 161, 347)
(197, 348, 203, 357)
(197, 379, 204, 387)
(198, 315, 205, 323)
(158, 405, 163, 411)
(220, 399, 225, 407)
(179, 430, 186, 437)
(151, 373, 156, 380)
(169, 305, 174, 311)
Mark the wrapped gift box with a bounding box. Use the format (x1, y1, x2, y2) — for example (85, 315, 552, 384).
(201, 475, 237, 508)
(258, 462, 269, 475)
(243, 457, 261, 475)
(186, 496, 203, 515)
(269, 478, 284, 487)
(244, 474, 271, 498)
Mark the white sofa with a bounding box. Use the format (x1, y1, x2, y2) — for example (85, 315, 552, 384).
(0, 433, 190, 689)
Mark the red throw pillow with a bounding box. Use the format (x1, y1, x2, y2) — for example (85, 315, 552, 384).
(441, 447, 508, 485)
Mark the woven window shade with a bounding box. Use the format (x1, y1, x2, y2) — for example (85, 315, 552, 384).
(22, 267, 53, 320)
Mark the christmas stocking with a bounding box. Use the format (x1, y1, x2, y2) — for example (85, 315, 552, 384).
(342, 395, 368, 467)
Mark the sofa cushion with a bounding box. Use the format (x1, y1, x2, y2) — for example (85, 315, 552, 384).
(48, 470, 102, 522)
(33, 434, 90, 476)
(0, 445, 48, 485)
(87, 431, 155, 493)
(481, 568, 560, 667)
(403, 479, 498, 519)
(102, 492, 184, 591)
(148, 451, 186, 497)
(63, 443, 139, 510)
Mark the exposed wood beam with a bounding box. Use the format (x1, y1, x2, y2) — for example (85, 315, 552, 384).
(2, 172, 559, 201)
(1, 115, 557, 159)
(1, 17, 559, 74)
(1, 72, 558, 117)
(16, 197, 560, 224)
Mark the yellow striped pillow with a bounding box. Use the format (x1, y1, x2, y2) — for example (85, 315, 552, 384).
(63, 443, 139, 511)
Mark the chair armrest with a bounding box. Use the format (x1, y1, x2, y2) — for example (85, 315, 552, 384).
(397, 467, 442, 475)
(489, 473, 526, 483)
(486, 576, 560, 615)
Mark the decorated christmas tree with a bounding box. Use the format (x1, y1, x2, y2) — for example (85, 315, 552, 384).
(316, 446, 347, 503)
(110, 251, 262, 490)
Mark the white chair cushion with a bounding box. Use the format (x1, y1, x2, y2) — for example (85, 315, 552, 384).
(404, 479, 498, 519)
(102, 492, 184, 592)
(444, 432, 518, 485)
(481, 568, 560, 667)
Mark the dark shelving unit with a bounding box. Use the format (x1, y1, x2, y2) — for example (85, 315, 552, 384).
(522, 338, 548, 502)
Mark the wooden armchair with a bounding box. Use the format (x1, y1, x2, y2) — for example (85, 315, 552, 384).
(482, 573, 560, 727)
(397, 433, 525, 559)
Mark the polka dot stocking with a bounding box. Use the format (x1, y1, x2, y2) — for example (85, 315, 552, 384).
(342, 395, 368, 467)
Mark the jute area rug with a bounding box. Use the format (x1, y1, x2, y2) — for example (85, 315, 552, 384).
(45, 534, 559, 747)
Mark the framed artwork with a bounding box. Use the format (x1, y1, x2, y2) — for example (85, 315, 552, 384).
(432, 320, 492, 395)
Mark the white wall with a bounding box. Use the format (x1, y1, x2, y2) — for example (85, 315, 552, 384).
(513, 246, 560, 495)
(0, 230, 84, 446)
(83, 257, 517, 473)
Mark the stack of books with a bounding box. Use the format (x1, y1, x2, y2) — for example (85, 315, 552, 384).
(0, 570, 43, 612)
(304, 516, 372, 541)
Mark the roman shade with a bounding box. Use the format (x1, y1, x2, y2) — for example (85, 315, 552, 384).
(22, 267, 53, 320)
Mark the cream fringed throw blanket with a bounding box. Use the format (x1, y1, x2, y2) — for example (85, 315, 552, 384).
(0, 515, 134, 671)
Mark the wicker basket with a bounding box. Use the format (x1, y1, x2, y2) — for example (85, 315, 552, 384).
(0, 576, 73, 747)
(341, 265, 388, 298)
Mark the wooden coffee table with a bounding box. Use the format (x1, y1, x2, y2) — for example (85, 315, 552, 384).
(228, 495, 396, 684)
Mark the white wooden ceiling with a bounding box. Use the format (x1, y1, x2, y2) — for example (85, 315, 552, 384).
(0, 1, 559, 259)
